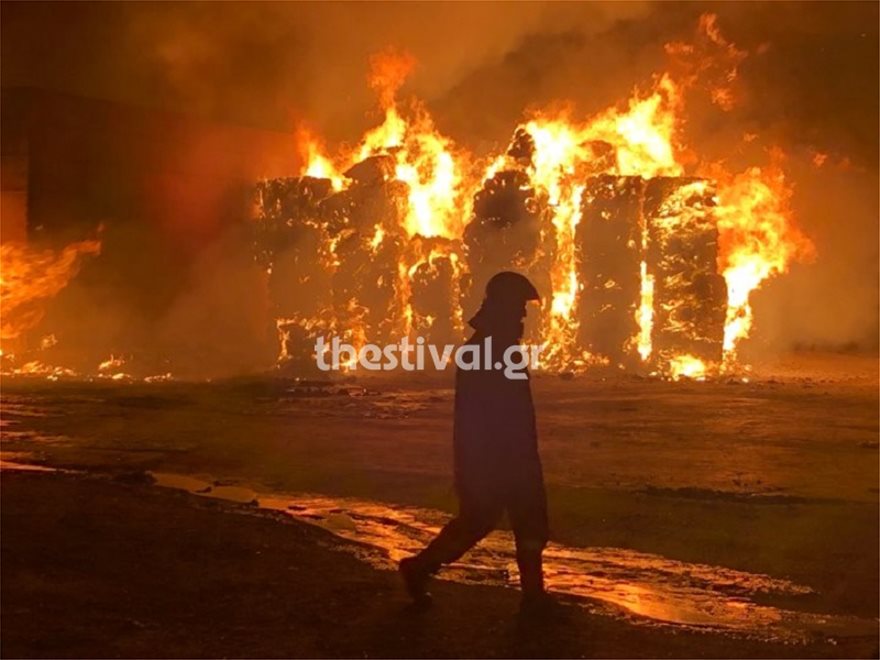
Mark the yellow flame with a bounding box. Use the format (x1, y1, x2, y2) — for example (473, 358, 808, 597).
(369, 225, 385, 252)
(669, 354, 707, 381)
(637, 261, 655, 361)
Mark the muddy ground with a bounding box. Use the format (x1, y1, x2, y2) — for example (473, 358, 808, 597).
(1, 352, 878, 657)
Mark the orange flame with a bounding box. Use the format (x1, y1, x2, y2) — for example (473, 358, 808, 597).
(665, 13, 748, 112)
(368, 47, 417, 111)
(0, 239, 101, 345)
(714, 162, 814, 358)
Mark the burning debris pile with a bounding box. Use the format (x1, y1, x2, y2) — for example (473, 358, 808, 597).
(253, 17, 811, 380)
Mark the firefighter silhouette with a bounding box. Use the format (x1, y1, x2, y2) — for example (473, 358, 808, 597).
(400, 271, 550, 608)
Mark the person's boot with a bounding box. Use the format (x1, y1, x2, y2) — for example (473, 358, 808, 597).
(517, 546, 545, 596)
(517, 548, 566, 618)
(399, 556, 434, 608)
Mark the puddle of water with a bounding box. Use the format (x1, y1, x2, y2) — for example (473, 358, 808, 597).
(149, 471, 877, 644)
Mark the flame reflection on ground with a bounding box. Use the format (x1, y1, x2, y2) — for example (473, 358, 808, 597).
(148, 471, 876, 644)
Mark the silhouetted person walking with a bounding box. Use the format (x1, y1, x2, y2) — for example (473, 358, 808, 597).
(400, 271, 550, 610)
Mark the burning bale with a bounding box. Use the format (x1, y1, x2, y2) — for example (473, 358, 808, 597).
(575, 175, 727, 372)
(464, 168, 551, 329)
(254, 155, 465, 366)
(324, 155, 408, 346)
(253, 177, 335, 365)
(578, 176, 644, 368)
(406, 238, 464, 346)
(644, 178, 727, 370)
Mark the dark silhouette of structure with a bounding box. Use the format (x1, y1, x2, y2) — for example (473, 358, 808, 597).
(400, 271, 550, 609)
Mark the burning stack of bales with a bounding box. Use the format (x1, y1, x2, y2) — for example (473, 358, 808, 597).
(465, 153, 553, 335)
(578, 175, 645, 368)
(577, 176, 726, 369)
(644, 179, 727, 367)
(253, 132, 727, 376)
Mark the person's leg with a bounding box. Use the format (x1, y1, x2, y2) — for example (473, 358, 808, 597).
(508, 462, 549, 599)
(408, 496, 501, 572)
(400, 494, 501, 602)
(514, 537, 545, 595)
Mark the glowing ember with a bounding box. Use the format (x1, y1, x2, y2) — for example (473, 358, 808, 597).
(10, 360, 77, 381)
(98, 355, 125, 372)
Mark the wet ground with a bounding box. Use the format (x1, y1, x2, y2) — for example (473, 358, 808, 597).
(1, 352, 878, 657)
(145, 471, 874, 644)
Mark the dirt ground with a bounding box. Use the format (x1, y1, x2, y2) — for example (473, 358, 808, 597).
(1, 351, 878, 657)
(2, 471, 875, 659)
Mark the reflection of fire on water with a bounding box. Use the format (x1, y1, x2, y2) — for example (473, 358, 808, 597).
(148, 471, 875, 643)
(254, 14, 812, 381)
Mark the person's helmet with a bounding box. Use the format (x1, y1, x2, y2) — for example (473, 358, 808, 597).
(484, 271, 540, 304)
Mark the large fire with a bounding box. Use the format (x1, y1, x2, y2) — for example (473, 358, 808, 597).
(0, 14, 813, 382)
(277, 14, 812, 379)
